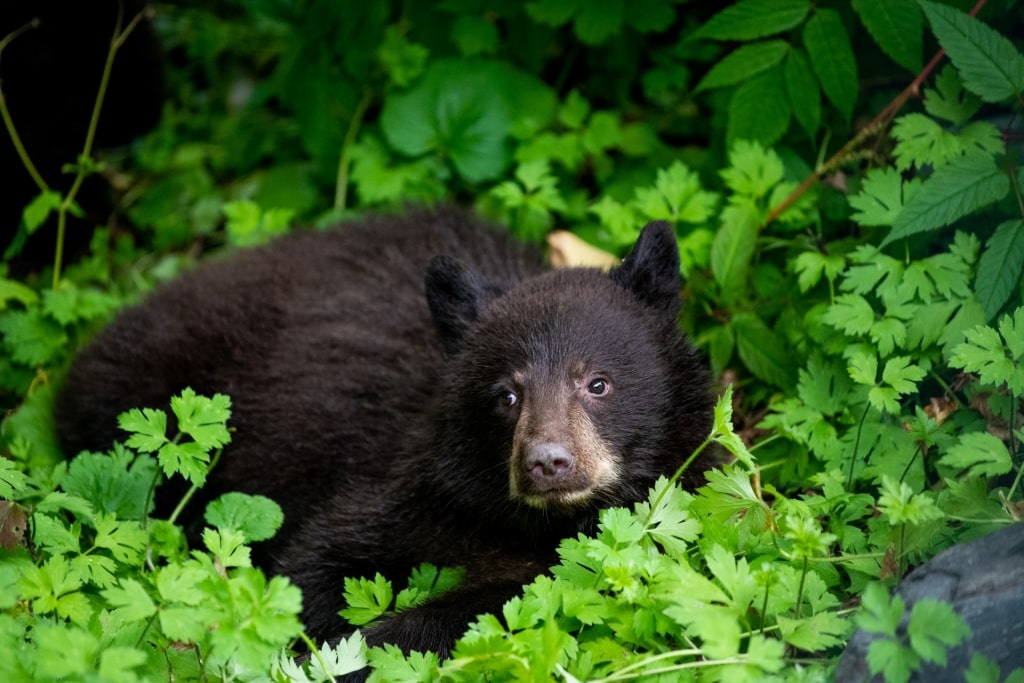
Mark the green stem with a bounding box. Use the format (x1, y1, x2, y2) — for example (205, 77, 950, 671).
(794, 556, 808, 619)
(846, 402, 871, 491)
(334, 88, 375, 210)
(0, 20, 50, 193)
(52, 4, 148, 289)
(297, 631, 332, 675)
(642, 433, 714, 528)
(167, 447, 224, 526)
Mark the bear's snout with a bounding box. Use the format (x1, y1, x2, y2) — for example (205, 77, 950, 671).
(525, 442, 575, 486)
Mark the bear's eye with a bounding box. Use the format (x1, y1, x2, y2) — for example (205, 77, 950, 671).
(498, 389, 519, 408)
(587, 378, 610, 396)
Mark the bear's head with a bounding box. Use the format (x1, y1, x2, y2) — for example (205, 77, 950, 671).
(425, 222, 712, 536)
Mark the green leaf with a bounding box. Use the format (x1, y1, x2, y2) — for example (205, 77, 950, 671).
(939, 431, 1013, 478)
(205, 492, 284, 543)
(732, 311, 797, 389)
(878, 476, 944, 525)
(61, 447, 158, 520)
(93, 513, 147, 564)
(975, 220, 1024, 321)
(849, 168, 920, 227)
(803, 9, 858, 121)
(883, 153, 1010, 246)
(21, 191, 63, 235)
(118, 407, 168, 453)
(907, 599, 971, 664)
(695, 40, 789, 92)
(340, 573, 394, 626)
(721, 139, 785, 198)
(950, 308, 1024, 394)
(784, 47, 822, 137)
(777, 611, 848, 651)
(451, 15, 498, 56)
(170, 388, 232, 450)
(101, 578, 157, 623)
(924, 65, 983, 125)
(378, 26, 429, 87)
(918, 0, 1024, 102)
(853, 0, 923, 72)
(868, 638, 919, 683)
(0, 309, 67, 366)
(727, 65, 791, 148)
(696, 0, 809, 41)
(711, 203, 758, 303)
(825, 294, 875, 336)
(158, 441, 211, 487)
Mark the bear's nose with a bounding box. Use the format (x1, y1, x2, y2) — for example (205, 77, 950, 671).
(525, 443, 574, 482)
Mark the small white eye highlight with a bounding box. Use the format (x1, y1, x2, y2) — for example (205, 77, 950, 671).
(587, 378, 610, 396)
(498, 389, 519, 407)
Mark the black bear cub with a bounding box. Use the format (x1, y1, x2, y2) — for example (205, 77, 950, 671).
(57, 207, 713, 661)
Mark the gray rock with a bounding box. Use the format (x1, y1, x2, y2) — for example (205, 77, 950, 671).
(836, 523, 1024, 682)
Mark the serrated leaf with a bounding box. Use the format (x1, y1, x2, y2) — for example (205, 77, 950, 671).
(205, 492, 284, 543)
(778, 611, 849, 651)
(170, 388, 232, 450)
(919, 0, 1024, 102)
(850, 168, 921, 227)
(0, 309, 67, 366)
(907, 599, 971, 664)
(340, 574, 394, 626)
(784, 47, 822, 137)
(695, 40, 789, 92)
(721, 140, 785, 198)
(825, 294, 876, 336)
(118, 407, 168, 453)
(696, 0, 809, 41)
(101, 578, 157, 623)
(950, 308, 1024, 393)
(881, 356, 926, 394)
(727, 66, 791, 148)
(804, 9, 858, 121)
(853, 0, 923, 72)
(939, 431, 1013, 478)
(157, 441, 210, 486)
(62, 447, 158, 520)
(883, 153, 1009, 246)
(975, 220, 1024, 321)
(924, 65, 983, 125)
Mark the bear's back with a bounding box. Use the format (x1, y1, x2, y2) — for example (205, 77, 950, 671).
(56, 207, 545, 539)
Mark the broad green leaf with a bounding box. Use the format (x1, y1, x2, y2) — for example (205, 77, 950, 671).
(824, 294, 875, 336)
(21, 191, 63, 235)
(451, 15, 498, 56)
(784, 47, 821, 137)
(0, 309, 67, 366)
(732, 311, 797, 389)
(907, 599, 971, 664)
(695, 40, 789, 92)
(939, 431, 1013, 478)
(924, 65, 982, 125)
(170, 388, 232, 450)
(696, 0, 809, 41)
(727, 65, 791, 148)
(711, 202, 758, 303)
(205, 492, 284, 543)
(849, 168, 920, 227)
(883, 154, 1009, 246)
(919, 0, 1024, 102)
(721, 140, 785, 198)
(975, 220, 1024, 321)
(853, 0, 923, 72)
(803, 9, 858, 121)
(101, 578, 157, 623)
(777, 611, 848, 651)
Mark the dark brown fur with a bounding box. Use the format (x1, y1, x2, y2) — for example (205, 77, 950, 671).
(56, 207, 714, 668)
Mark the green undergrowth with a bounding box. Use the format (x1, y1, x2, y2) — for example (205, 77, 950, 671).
(1, 0, 1024, 681)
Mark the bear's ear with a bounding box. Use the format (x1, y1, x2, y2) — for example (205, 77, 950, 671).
(609, 221, 681, 318)
(426, 255, 486, 356)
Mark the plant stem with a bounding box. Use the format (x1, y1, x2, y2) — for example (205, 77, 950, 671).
(794, 556, 808, 619)
(167, 447, 224, 526)
(52, 4, 148, 289)
(764, 0, 989, 228)
(846, 402, 871, 490)
(642, 433, 713, 528)
(334, 88, 375, 210)
(0, 21, 50, 194)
